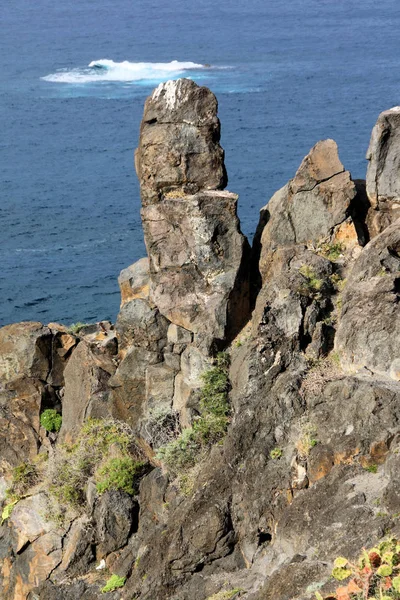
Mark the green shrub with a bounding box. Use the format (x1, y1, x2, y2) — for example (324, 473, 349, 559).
(156, 427, 201, 474)
(95, 457, 146, 495)
(101, 574, 126, 593)
(48, 419, 145, 511)
(40, 409, 62, 432)
(67, 322, 87, 334)
(6, 462, 39, 501)
(157, 352, 231, 478)
(298, 265, 324, 298)
(320, 242, 344, 261)
(365, 463, 378, 474)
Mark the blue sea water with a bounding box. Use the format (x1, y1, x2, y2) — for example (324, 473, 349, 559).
(2, 0, 400, 327)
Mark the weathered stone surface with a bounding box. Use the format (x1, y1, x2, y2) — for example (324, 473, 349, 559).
(253, 245, 333, 351)
(118, 257, 150, 307)
(336, 218, 400, 379)
(109, 346, 160, 427)
(366, 107, 400, 232)
(12, 531, 62, 600)
(145, 363, 176, 409)
(167, 323, 193, 346)
(135, 78, 226, 205)
(47, 332, 78, 388)
(9, 493, 54, 552)
(258, 140, 356, 282)
(60, 340, 116, 443)
(94, 491, 137, 558)
(54, 516, 95, 577)
(0, 322, 51, 383)
(0, 378, 43, 474)
(116, 298, 169, 354)
(142, 189, 250, 341)
(134, 79, 251, 345)
(173, 345, 210, 426)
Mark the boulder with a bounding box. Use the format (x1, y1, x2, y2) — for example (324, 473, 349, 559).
(109, 346, 160, 427)
(0, 378, 43, 474)
(54, 516, 95, 578)
(94, 490, 137, 558)
(0, 322, 51, 384)
(116, 298, 169, 354)
(0, 323, 54, 474)
(335, 218, 400, 379)
(366, 107, 400, 234)
(141, 190, 250, 343)
(258, 140, 356, 282)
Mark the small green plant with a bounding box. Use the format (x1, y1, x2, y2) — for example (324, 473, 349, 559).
(330, 272, 346, 292)
(40, 409, 62, 433)
(316, 537, 400, 599)
(270, 447, 283, 460)
(1, 499, 19, 524)
(298, 265, 324, 298)
(364, 464, 378, 474)
(157, 353, 231, 479)
(320, 242, 344, 261)
(6, 464, 34, 501)
(101, 574, 126, 593)
(95, 457, 146, 495)
(67, 322, 88, 334)
(296, 422, 318, 459)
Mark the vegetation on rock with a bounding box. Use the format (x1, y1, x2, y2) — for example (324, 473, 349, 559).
(95, 457, 147, 495)
(270, 447, 283, 459)
(316, 538, 400, 600)
(298, 265, 325, 298)
(40, 408, 62, 432)
(47, 418, 146, 512)
(157, 352, 231, 477)
(1, 499, 19, 524)
(101, 574, 126, 593)
(67, 322, 88, 334)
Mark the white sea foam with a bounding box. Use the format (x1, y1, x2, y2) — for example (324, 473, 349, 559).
(42, 59, 206, 84)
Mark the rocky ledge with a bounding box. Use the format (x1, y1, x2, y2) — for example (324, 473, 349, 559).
(0, 80, 399, 600)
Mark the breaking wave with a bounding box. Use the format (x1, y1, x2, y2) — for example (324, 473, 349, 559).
(42, 59, 207, 84)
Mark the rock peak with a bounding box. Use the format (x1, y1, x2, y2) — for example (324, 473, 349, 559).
(151, 78, 188, 110)
(135, 78, 227, 204)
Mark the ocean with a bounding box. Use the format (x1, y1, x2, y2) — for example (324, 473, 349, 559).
(2, 0, 400, 326)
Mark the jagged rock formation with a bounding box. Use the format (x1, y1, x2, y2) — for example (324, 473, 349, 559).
(0, 87, 399, 600)
(336, 217, 400, 380)
(111, 78, 250, 435)
(366, 107, 400, 236)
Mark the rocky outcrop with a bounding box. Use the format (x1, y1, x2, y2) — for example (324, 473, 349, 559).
(136, 78, 250, 346)
(0, 322, 77, 477)
(1, 86, 400, 600)
(110, 79, 251, 434)
(366, 107, 400, 235)
(336, 217, 400, 380)
(258, 139, 357, 282)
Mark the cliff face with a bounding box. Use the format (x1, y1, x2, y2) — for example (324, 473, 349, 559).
(0, 81, 399, 600)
